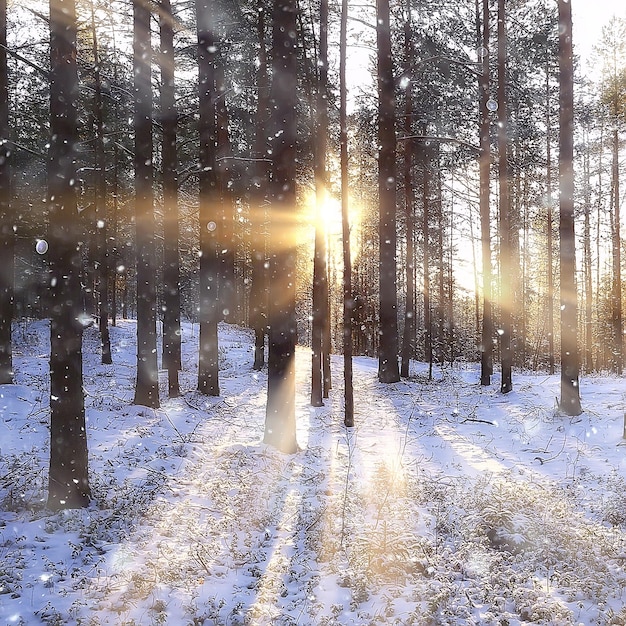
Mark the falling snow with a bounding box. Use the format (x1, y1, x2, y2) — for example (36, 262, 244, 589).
(1, 320, 626, 624)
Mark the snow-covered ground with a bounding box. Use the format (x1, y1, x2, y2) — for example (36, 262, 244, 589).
(1, 319, 626, 625)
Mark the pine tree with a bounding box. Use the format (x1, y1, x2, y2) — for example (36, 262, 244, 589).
(339, 0, 354, 426)
(376, 0, 400, 383)
(196, 0, 220, 397)
(133, 0, 160, 408)
(160, 0, 181, 397)
(558, 0, 581, 416)
(47, 0, 90, 509)
(0, 0, 13, 385)
(263, 0, 299, 453)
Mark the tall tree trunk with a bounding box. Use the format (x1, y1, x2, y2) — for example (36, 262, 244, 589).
(111, 44, 120, 328)
(546, 66, 555, 375)
(400, 3, 415, 379)
(216, 65, 237, 323)
(612, 127, 622, 374)
(497, 0, 512, 393)
(249, 0, 269, 371)
(196, 0, 220, 396)
(478, 0, 492, 386)
(339, 0, 354, 426)
(0, 0, 13, 385)
(558, 0, 582, 415)
(376, 0, 400, 383)
(133, 0, 160, 408)
(322, 277, 332, 397)
(448, 185, 455, 364)
(109, 23, 122, 328)
(160, 0, 181, 397)
(47, 0, 90, 509)
(310, 0, 329, 407)
(583, 130, 594, 373)
(263, 0, 299, 453)
(422, 145, 432, 379)
(91, 3, 112, 366)
(520, 174, 529, 366)
(436, 162, 445, 364)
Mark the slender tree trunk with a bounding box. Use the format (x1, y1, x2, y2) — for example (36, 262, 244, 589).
(47, 0, 90, 509)
(249, 0, 269, 371)
(583, 132, 594, 373)
(0, 0, 13, 385)
(546, 67, 555, 375)
(520, 175, 528, 366)
(436, 163, 445, 364)
(400, 4, 415, 379)
(322, 273, 332, 397)
(497, 0, 512, 393)
(478, 0, 492, 385)
(422, 146, 432, 379)
(216, 65, 237, 323)
(264, 0, 299, 453)
(612, 127, 622, 374)
(196, 0, 220, 396)
(310, 0, 329, 406)
(90, 4, 112, 366)
(448, 186, 455, 364)
(133, 0, 160, 408)
(339, 0, 354, 426)
(469, 199, 481, 343)
(558, 0, 582, 415)
(376, 0, 400, 383)
(160, 0, 181, 397)
(596, 118, 605, 368)
(111, 47, 119, 328)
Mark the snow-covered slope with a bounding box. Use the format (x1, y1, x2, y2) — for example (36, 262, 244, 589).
(1, 319, 626, 624)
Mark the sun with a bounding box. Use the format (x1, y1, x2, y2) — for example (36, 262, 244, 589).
(304, 188, 342, 235)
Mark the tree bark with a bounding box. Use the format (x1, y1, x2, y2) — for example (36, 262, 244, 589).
(376, 0, 400, 383)
(478, 0, 492, 386)
(133, 0, 160, 408)
(263, 0, 299, 453)
(400, 4, 415, 379)
(558, 0, 582, 415)
(0, 0, 13, 385)
(91, 3, 112, 366)
(160, 0, 181, 397)
(47, 0, 90, 509)
(216, 64, 237, 324)
(422, 144, 432, 379)
(582, 128, 593, 373)
(339, 0, 354, 427)
(196, 0, 220, 396)
(612, 127, 622, 374)
(310, 0, 329, 407)
(249, 0, 269, 371)
(546, 66, 555, 375)
(497, 0, 512, 393)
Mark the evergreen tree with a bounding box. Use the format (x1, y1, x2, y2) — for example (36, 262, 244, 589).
(263, 0, 299, 453)
(133, 0, 160, 408)
(376, 0, 400, 384)
(558, 0, 581, 416)
(0, 0, 13, 385)
(196, 0, 221, 397)
(47, 0, 90, 509)
(160, 0, 182, 397)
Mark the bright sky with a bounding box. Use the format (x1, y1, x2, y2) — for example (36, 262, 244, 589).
(572, 0, 626, 75)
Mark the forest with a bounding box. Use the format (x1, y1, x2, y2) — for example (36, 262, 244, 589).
(2, 0, 626, 623)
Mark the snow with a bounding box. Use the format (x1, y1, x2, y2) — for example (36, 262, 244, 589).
(1, 319, 626, 624)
